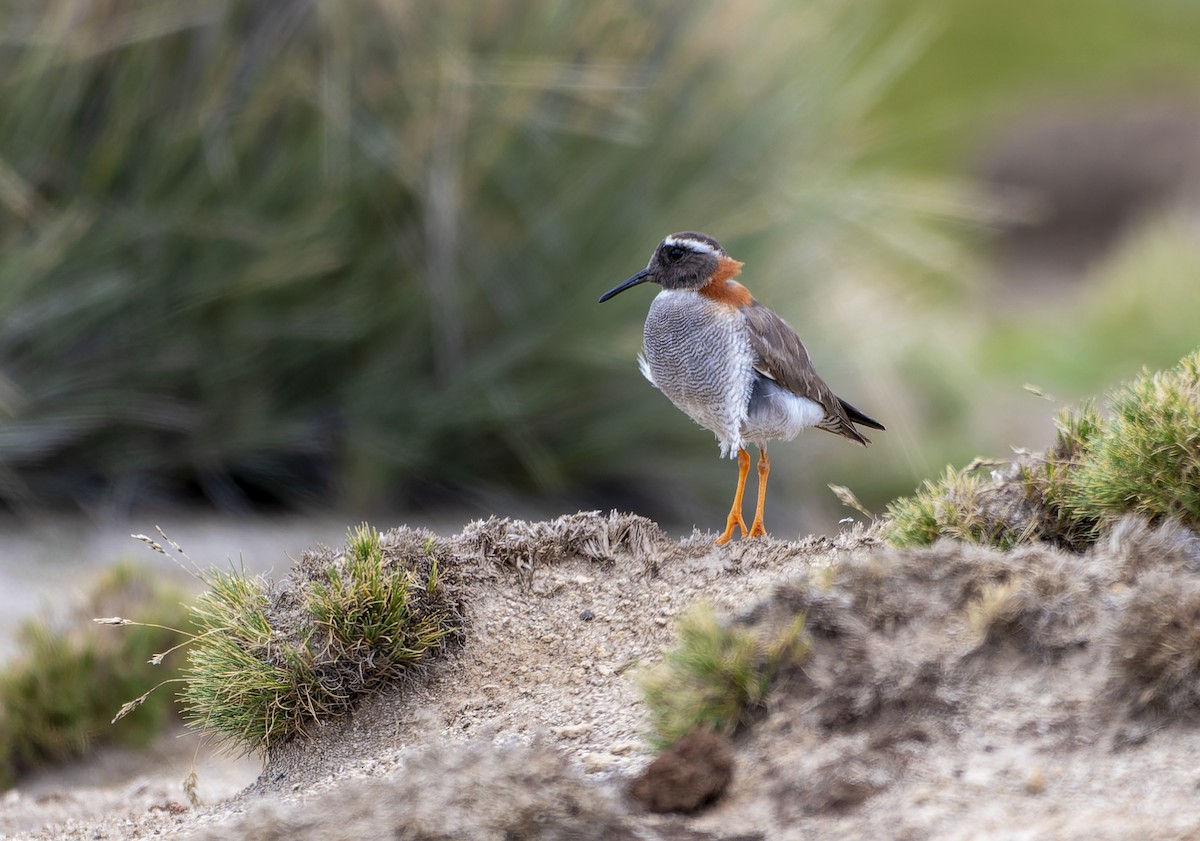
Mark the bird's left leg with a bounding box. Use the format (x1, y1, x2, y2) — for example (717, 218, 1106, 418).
(747, 446, 770, 539)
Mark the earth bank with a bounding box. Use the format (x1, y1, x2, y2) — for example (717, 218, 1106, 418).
(8, 511, 1200, 840)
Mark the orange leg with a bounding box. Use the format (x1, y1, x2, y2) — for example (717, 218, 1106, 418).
(715, 447, 751, 545)
(747, 447, 770, 539)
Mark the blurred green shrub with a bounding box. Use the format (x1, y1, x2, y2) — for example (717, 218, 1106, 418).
(638, 603, 808, 749)
(0, 563, 187, 788)
(0, 0, 953, 516)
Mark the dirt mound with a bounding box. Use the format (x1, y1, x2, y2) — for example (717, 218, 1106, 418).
(691, 516, 1200, 839)
(257, 512, 848, 796)
(15, 512, 1200, 840)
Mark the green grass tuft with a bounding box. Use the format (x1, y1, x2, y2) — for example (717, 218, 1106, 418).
(174, 524, 462, 753)
(882, 464, 1037, 550)
(1022, 401, 1104, 550)
(0, 563, 188, 789)
(639, 604, 808, 749)
(307, 524, 456, 678)
(1065, 355, 1200, 531)
(175, 568, 301, 751)
(882, 351, 1200, 550)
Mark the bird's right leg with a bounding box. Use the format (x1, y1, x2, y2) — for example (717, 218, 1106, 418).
(716, 447, 751, 545)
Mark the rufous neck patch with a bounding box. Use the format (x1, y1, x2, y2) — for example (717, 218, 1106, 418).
(699, 257, 752, 306)
(712, 256, 743, 284)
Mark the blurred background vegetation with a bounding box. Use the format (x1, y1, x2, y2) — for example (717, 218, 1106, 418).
(1, 0, 1198, 535)
(0, 562, 187, 787)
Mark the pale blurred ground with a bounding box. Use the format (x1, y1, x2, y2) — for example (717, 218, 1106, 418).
(0, 515, 336, 661)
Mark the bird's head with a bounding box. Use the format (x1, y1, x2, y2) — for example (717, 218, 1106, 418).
(599, 232, 742, 302)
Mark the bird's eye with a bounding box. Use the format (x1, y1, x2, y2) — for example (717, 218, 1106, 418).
(666, 245, 686, 262)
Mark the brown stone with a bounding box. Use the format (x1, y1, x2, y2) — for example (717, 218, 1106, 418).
(628, 728, 735, 814)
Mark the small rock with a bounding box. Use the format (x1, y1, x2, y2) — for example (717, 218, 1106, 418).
(628, 728, 734, 814)
(798, 753, 896, 813)
(1025, 765, 1046, 795)
(580, 609, 595, 621)
(148, 801, 189, 816)
(555, 723, 593, 738)
(581, 751, 617, 773)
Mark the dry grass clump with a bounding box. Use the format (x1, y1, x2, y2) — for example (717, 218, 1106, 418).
(176, 525, 463, 752)
(746, 572, 957, 733)
(964, 579, 1024, 645)
(764, 537, 1120, 738)
(963, 549, 1098, 655)
(834, 540, 1099, 657)
(828, 540, 1027, 632)
(458, 511, 669, 576)
(824, 540, 1060, 633)
(1109, 570, 1200, 717)
(1098, 517, 1200, 717)
(883, 351, 1200, 551)
(639, 604, 809, 749)
(0, 564, 187, 788)
(1103, 515, 1200, 584)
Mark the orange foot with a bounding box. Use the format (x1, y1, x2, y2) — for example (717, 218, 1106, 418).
(716, 510, 748, 545)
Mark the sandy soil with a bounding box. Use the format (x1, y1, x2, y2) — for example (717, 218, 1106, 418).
(6, 511, 1200, 840)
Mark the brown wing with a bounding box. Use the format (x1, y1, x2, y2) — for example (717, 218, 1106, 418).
(740, 302, 875, 446)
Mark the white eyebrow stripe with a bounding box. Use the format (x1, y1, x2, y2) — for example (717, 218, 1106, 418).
(663, 235, 722, 256)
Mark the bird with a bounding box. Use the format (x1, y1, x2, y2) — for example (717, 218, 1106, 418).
(598, 231, 884, 544)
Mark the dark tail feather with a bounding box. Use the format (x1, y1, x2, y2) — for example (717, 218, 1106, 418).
(838, 397, 885, 431)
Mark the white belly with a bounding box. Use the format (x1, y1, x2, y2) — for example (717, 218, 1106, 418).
(742, 376, 825, 444)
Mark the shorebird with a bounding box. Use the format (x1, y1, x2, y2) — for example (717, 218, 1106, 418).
(599, 232, 884, 544)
